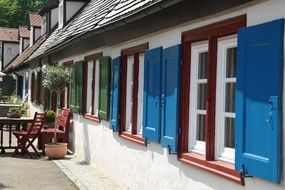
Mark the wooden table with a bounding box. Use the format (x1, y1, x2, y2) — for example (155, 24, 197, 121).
(0, 117, 33, 153)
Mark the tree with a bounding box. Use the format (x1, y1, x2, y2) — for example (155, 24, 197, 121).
(0, 0, 50, 28)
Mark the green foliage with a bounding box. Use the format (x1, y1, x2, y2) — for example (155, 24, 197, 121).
(43, 65, 71, 92)
(0, 0, 51, 28)
(7, 95, 29, 118)
(45, 110, 56, 122)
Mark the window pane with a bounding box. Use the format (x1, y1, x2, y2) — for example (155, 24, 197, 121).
(196, 114, 206, 141)
(226, 47, 237, 78)
(225, 83, 235, 113)
(198, 52, 208, 79)
(197, 84, 207, 110)
(224, 118, 235, 148)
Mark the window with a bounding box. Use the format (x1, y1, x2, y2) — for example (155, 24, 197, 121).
(215, 36, 237, 163)
(179, 15, 246, 184)
(7, 48, 12, 56)
(119, 43, 148, 144)
(83, 53, 102, 121)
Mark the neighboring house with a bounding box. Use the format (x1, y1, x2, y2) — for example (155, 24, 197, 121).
(0, 27, 19, 71)
(6, 0, 285, 190)
(3, 14, 44, 99)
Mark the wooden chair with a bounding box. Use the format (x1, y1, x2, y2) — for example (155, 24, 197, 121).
(12, 112, 46, 158)
(40, 108, 71, 154)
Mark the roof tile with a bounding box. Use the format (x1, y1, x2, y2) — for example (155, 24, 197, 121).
(19, 26, 30, 38)
(0, 27, 19, 42)
(29, 0, 161, 61)
(29, 13, 42, 27)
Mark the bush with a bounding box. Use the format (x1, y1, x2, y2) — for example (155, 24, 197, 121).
(46, 110, 56, 122)
(43, 65, 71, 92)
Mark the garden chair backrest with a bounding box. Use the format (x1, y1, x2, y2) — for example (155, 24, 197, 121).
(27, 112, 46, 135)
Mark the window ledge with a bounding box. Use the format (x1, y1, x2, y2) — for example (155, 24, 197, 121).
(179, 152, 243, 185)
(83, 114, 100, 123)
(120, 131, 145, 146)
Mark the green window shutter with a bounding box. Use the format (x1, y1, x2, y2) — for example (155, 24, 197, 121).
(70, 61, 83, 113)
(98, 56, 111, 120)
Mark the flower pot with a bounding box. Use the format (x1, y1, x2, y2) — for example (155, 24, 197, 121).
(45, 143, 67, 159)
(46, 122, 55, 129)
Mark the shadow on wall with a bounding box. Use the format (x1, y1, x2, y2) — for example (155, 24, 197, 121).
(69, 118, 75, 153)
(112, 132, 148, 153)
(83, 121, 91, 163)
(0, 183, 11, 189)
(167, 154, 240, 190)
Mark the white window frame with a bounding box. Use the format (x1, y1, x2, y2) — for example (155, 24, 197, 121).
(189, 41, 209, 155)
(215, 35, 237, 163)
(125, 56, 134, 132)
(86, 59, 100, 116)
(137, 53, 144, 135)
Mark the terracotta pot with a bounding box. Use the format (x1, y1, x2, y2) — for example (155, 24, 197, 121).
(45, 143, 67, 159)
(46, 122, 55, 128)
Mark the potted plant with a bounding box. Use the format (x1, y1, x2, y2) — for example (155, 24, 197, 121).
(45, 110, 56, 128)
(42, 64, 71, 159)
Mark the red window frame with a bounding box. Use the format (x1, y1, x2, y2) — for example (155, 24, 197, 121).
(60, 60, 73, 109)
(178, 15, 246, 184)
(119, 43, 148, 145)
(82, 52, 103, 122)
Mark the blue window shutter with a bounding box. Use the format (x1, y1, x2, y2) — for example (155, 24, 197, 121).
(161, 45, 181, 152)
(143, 47, 162, 142)
(235, 19, 284, 183)
(110, 57, 121, 132)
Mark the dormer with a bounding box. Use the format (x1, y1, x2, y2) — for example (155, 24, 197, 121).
(28, 13, 41, 47)
(39, 1, 59, 35)
(18, 26, 30, 54)
(58, 0, 86, 29)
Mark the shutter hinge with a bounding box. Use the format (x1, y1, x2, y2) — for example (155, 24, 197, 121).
(178, 128, 182, 135)
(240, 164, 253, 180)
(167, 145, 177, 155)
(144, 138, 150, 146)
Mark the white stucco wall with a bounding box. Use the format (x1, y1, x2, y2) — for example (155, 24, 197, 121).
(28, 0, 285, 190)
(3, 42, 19, 68)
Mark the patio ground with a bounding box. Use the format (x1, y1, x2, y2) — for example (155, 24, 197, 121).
(0, 131, 122, 190)
(0, 153, 78, 190)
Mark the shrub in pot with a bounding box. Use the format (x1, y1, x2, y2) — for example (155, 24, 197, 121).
(45, 110, 56, 129)
(42, 64, 71, 159)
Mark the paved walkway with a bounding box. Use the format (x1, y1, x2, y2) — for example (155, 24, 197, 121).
(0, 153, 123, 190)
(0, 153, 78, 190)
(53, 155, 122, 190)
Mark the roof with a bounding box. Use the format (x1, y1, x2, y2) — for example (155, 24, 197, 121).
(29, 13, 42, 28)
(19, 26, 30, 38)
(3, 36, 46, 72)
(29, 0, 162, 61)
(0, 27, 19, 42)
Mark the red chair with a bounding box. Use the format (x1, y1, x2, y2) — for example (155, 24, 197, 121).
(12, 112, 46, 158)
(40, 108, 71, 154)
